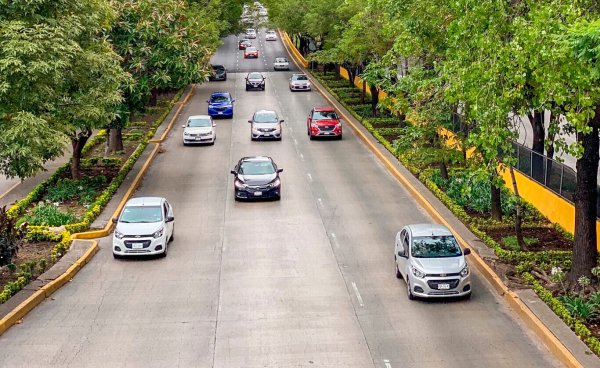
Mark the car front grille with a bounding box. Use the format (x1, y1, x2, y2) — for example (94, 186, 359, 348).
(427, 279, 460, 290)
(320, 125, 335, 131)
(427, 272, 460, 277)
(124, 240, 152, 249)
(259, 128, 275, 132)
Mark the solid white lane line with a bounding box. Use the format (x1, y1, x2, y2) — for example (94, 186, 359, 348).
(351, 282, 364, 307)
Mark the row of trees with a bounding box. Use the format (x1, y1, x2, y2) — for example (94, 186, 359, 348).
(267, 0, 600, 285)
(0, 0, 244, 180)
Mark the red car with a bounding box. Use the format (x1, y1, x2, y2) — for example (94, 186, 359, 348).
(244, 46, 259, 58)
(307, 106, 342, 140)
(239, 39, 252, 50)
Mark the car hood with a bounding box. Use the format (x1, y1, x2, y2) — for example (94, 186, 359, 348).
(411, 256, 465, 274)
(313, 119, 339, 126)
(238, 173, 277, 185)
(184, 126, 213, 134)
(292, 79, 309, 84)
(209, 101, 232, 107)
(116, 222, 163, 236)
(252, 122, 279, 128)
(248, 78, 263, 83)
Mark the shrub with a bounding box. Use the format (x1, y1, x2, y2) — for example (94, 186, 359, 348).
(365, 117, 403, 128)
(0, 206, 27, 267)
(19, 203, 79, 227)
(46, 176, 107, 204)
(502, 235, 538, 251)
(559, 295, 597, 322)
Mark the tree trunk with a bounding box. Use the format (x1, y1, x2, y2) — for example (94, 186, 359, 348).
(509, 166, 526, 250)
(335, 64, 340, 80)
(150, 89, 158, 107)
(106, 128, 124, 155)
(370, 83, 379, 117)
(568, 114, 600, 284)
(70, 129, 92, 179)
(439, 161, 449, 180)
(104, 128, 112, 156)
(490, 179, 503, 221)
(361, 80, 366, 104)
(528, 110, 545, 182)
(545, 112, 558, 185)
(347, 67, 356, 88)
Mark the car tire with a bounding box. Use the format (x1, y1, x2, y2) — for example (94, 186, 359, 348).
(169, 227, 175, 242)
(113, 252, 121, 259)
(337, 135, 343, 140)
(407, 279, 415, 300)
(395, 260, 402, 279)
(463, 292, 472, 300)
(246, 86, 249, 91)
(161, 245, 168, 258)
(309, 135, 314, 140)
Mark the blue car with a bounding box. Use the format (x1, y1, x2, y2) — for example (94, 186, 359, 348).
(207, 92, 234, 118)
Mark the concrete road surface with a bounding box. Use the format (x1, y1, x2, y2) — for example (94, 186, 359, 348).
(0, 31, 562, 368)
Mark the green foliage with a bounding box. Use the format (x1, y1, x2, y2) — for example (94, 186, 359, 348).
(559, 295, 597, 322)
(20, 203, 79, 227)
(0, 206, 27, 267)
(46, 176, 107, 204)
(502, 236, 538, 251)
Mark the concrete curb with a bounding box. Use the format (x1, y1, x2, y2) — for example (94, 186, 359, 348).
(279, 30, 585, 368)
(0, 85, 196, 337)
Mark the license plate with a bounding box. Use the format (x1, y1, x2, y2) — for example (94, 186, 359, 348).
(264, 133, 271, 136)
(132, 243, 144, 249)
(324, 132, 332, 135)
(254, 191, 262, 196)
(218, 111, 223, 115)
(195, 137, 202, 140)
(438, 283, 450, 290)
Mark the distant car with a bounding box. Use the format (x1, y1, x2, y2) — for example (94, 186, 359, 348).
(182, 115, 216, 145)
(208, 64, 226, 81)
(249, 110, 283, 140)
(245, 28, 257, 39)
(207, 92, 234, 118)
(112, 197, 175, 258)
(395, 224, 472, 300)
(273, 57, 289, 71)
(245, 72, 266, 91)
(289, 73, 311, 91)
(231, 156, 282, 201)
(239, 39, 252, 50)
(244, 46, 259, 58)
(265, 30, 277, 41)
(258, 8, 268, 16)
(307, 106, 342, 139)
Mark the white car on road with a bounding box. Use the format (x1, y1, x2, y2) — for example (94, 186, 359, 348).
(112, 197, 175, 258)
(245, 28, 257, 39)
(273, 57, 290, 70)
(182, 115, 216, 145)
(266, 30, 277, 41)
(395, 223, 472, 299)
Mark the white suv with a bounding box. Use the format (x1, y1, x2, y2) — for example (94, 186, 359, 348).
(395, 224, 472, 299)
(112, 197, 175, 258)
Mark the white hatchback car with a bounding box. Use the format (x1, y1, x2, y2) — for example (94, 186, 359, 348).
(273, 57, 289, 70)
(395, 224, 472, 299)
(245, 28, 257, 39)
(182, 115, 216, 145)
(112, 197, 175, 258)
(265, 31, 277, 41)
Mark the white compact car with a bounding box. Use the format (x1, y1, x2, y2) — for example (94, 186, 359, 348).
(182, 115, 216, 145)
(112, 197, 175, 258)
(273, 57, 289, 70)
(289, 73, 311, 91)
(245, 28, 257, 39)
(395, 224, 472, 299)
(265, 30, 277, 41)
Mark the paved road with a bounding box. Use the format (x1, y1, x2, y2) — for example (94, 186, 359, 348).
(0, 31, 562, 368)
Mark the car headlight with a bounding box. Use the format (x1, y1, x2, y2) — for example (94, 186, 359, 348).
(184, 132, 191, 136)
(411, 266, 426, 278)
(114, 229, 124, 239)
(460, 264, 469, 277)
(153, 228, 164, 239)
(270, 178, 281, 187)
(234, 180, 246, 189)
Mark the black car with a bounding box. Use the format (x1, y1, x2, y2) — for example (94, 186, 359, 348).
(239, 39, 252, 50)
(208, 64, 227, 81)
(231, 156, 282, 200)
(245, 72, 266, 91)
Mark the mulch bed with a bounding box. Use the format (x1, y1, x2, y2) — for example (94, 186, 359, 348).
(0, 241, 56, 287)
(484, 226, 573, 251)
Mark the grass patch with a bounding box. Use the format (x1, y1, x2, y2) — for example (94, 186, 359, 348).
(502, 235, 538, 251)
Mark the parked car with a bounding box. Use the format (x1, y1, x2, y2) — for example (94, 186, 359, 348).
(289, 73, 311, 91)
(182, 115, 216, 145)
(231, 156, 282, 200)
(207, 92, 234, 118)
(245, 28, 257, 39)
(208, 64, 226, 81)
(244, 46, 259, 58)
(245, 72, 266, 91)
(249, 110, 283, 140)
(239, 39, 252, 50)
(273, 57, 289, 71)
(265, 30, 277, 41)
(307, 106, 342, 139)
(112, 197, 175, 258)
(395, 224, 472, 300)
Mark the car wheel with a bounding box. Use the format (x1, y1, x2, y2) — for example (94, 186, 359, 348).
(183, 142, 188, 146)
(395, 259, 402, 279)
(407, 279, 415, 300)
(337, 135, 343, 140)
(169, 227, 175, 242)
(309, 135, 315, 141)
(277, 136, 282, 141)
(245, 86, 249, 91)
(113, 252, 121, 259)
(463, 292, 472, 300)
(161, 244, 168, 258)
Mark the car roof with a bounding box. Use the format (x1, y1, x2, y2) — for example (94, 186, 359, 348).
(275, 57, 287, 61)
(188, 115, 211, 120)
(407, 223, 453, 237)
(211, 64, 224, 68)
(313, 106, 335, 112)
(125, 197, 164, 207)
(248, 72, 263, 76)
(246, 46, 257, 50)
(240, 156, 272, 163)
(254, 109, 277, 115)
(210, 92, 230, 97)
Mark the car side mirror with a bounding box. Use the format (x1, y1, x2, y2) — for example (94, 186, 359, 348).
(279, 119, 284, 123)
(181, 125, 186, 128)
(230, 170, 237, 175)
(212, 123, 216, 127)
(206, 100, 209, 103)
(248, 120, 253, 123)
(463, 248, 471, 255)
(277, 168, 283, 173)
(397, 251, 402, 257)
(112, 218, 118, 224)
(166, 216, 175, 223)
(231, 99, 235, 102)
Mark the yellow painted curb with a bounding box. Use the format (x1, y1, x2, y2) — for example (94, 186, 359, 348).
(281, 33, 583, 368)
(0, 85, 196, 337)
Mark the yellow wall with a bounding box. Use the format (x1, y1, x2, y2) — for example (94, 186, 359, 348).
(281, 32, 308, 68)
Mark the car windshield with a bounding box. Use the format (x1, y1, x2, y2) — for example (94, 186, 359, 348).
(293, 75, 308, 81)
(248, 73, 262, 79)
(254, 111, 278, 123)
(246, 47, 257, 52)
(411, 236, 462, 258)
(276, 58, 287, 63)
(239, 161, 275, 175)
(187, 118, 212, 127)
(120, 206, 163, 223)
(211, 95, 230, 103)
(212, 65, 224, 71)
(313, 110, 337, 120)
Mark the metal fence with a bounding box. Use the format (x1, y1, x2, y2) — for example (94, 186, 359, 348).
(511, 141, 600, 217)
